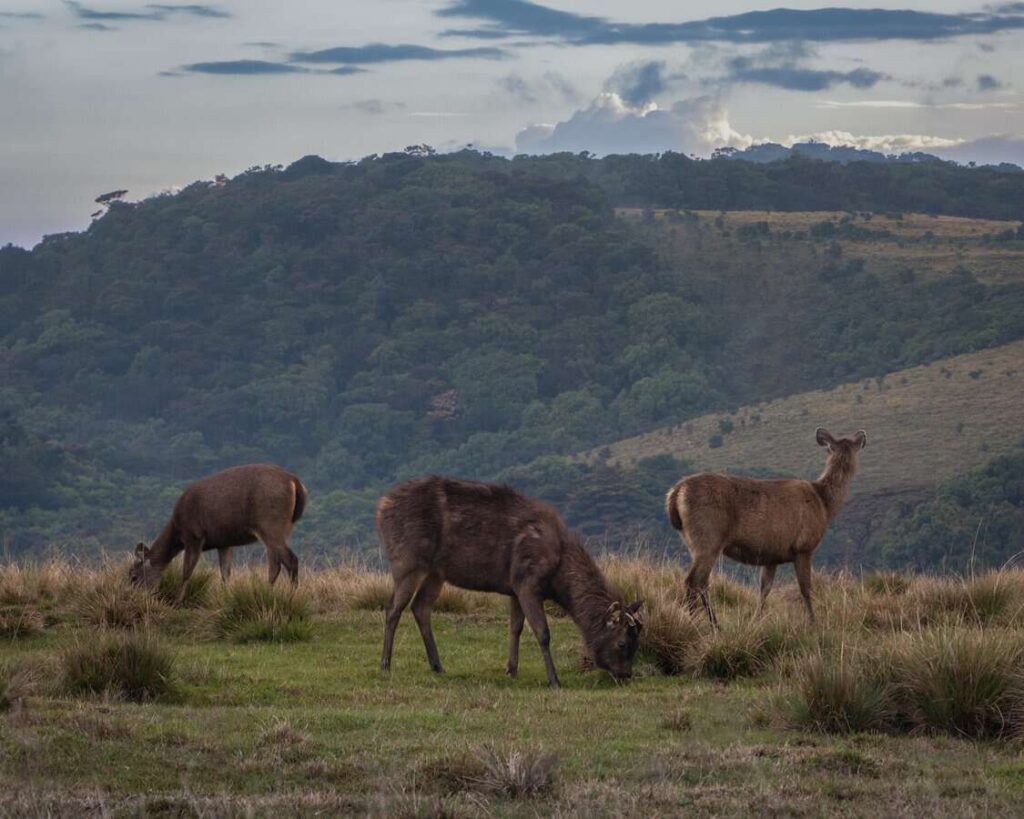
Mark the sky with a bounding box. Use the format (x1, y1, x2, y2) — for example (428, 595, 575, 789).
(1, 1, 1022, 247)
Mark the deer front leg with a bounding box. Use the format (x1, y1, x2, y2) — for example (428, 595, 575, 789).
(217, 548, 233, 582)
(794, 552, 816, 625)
(176, 542, 202, 607)
(515, 588, 561, 688)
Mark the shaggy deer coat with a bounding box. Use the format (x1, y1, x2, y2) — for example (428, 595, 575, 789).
(376, 476, 643, 688)
(130, 463, 307, 603)
(665, 428, 866, 626)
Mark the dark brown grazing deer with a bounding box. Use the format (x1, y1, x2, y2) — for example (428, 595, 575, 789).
(376, 476, 643, 688)
(130, 464, 307, 603)
(665, 428, 866, 627)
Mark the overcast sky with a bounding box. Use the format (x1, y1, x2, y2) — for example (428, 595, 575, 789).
(1, 0, 1022, 247)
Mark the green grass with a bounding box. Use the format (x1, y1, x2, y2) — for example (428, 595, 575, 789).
(5, 562, 1024, 815)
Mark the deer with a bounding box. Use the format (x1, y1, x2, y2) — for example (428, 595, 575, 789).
(664, 427, 866, 627)
(376, 476, 644, 688)
(129, 463, 307, 604)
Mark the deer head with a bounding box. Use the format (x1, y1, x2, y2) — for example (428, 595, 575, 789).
(589, 600, 644, 681)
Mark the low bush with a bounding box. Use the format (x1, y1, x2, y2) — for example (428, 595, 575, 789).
(215, 578, 312, 643)
(60, 630, 175, 702)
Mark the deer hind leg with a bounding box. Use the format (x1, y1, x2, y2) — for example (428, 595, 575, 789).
(757, 564, 777, 615)
(515, 587, 561, 689)
(217, 548, 233, 582)
(685, 550, 719, 630)
(410, 573, 445, 673)
(794, 553, 816, 625)
(506, 596, 525, 677)
(261, 528, 298, 586)
(381, 569, 427, 672)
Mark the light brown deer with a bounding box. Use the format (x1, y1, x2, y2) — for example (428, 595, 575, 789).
(376, 476, 643, 688)
(665, 427, 866, 626)
(130, 463, 307, 603)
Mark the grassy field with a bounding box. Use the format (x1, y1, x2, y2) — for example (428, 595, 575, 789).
(618, 209, 1024, 285)
(5, 559, 1024, 816)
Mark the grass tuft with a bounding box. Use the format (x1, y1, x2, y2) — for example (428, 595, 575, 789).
(215, 578, 312, 643)
(636, 593, 702, 675)
(0, 606, 45, 639)
(60, 630, 175, 702)
(862, 571, 911, 597)
(72, 569, 166, 628)
(696, 617, 800, 680)
(156, 563, 217, 608)
(473, 746, 558, 799)
(783, 650, 891, 734)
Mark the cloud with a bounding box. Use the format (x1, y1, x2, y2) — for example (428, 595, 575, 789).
(817, 99, 1018, 111)
(515, 93, 753, 156)
(65, 1, 228, 21)
(605, 61, 685, 106)
(779, 130, 1024, 166)
(78, 22, 116, 30)
(932, 135, 1024, 165)
(345, 99, 407, 114)
(977, 73, 1005, 90)
(177, 60, 364, 76)
(727, 66, 887, 92)
(290, 43, 505, 65)
(497, 71, 577, 103)
(0, 11, 44, 19)
(439, 1, 1024, 45)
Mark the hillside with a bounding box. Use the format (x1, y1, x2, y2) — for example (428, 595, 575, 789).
(2, 151, 1024, 559)
(580, 340, 1024, 567)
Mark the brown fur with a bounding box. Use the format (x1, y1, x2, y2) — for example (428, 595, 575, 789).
(130, 463, 307, 603)
(376, 476, 643, 687)
(665, 428, 866, 626)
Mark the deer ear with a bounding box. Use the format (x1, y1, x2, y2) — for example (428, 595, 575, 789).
(134, 542, 150, 561)
(854, 430, 867, 449)
(815, 427, 835, 448)
(606, 601, 623, 627)
(626, 600, 644, 629)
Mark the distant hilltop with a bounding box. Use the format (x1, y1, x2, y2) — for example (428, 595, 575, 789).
(714, 141, 1023, 171)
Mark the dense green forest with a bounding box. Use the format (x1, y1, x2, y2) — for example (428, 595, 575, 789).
(2, 149, 1023, 559)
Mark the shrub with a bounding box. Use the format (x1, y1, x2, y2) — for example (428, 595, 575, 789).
(783, 650, 891, 734)
(216, 578, 312, 643)
(72, 571, 165, 628)
(889, 627, 1024, 739)
(696, 618, 799, 680)
(60, 630, 175, 702)
(637, 594, 702, 675)
(0, 606, 45, 639)
(473, 746, 558, 799)
(156, 563, 217, 608)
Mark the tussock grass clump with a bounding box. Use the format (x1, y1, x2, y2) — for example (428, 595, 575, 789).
(156, 563, 217, 608)
(60, 630, 175, 702)
(636, 593, 702, 675)
(862, 571, 912, 597)
(215, 578, 312, 643)
(344, 572, 394, 612)
(72, 568, 166, 628)
(889, 627, 1024, 739)
(473, 746, 558, 799)
(0, 606, 45, 639)
(602, 556, 688, 607)
(710, 577, 757, 610)
(784, 650, 892, 734)
(0, 560, 77, 609)
(696, 617, 801, 680)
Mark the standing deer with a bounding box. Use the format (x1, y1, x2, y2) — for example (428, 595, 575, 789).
(376, 476, 643, 688)
(665, 427, 866, 626)
(130, 464, 307, 603)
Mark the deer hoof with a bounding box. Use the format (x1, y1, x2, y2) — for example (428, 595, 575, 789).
(505, 665, 518, 678)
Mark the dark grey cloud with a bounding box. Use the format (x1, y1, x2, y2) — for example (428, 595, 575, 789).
(178, 60, 364, 76)
(439, 1, 1024, 45)
(728, 66, 888, 92)
(78, 22, 116, 30)
(65, 1, 228, 21)
(290, 43, 505, 65)
(977, 73, 1004, 90)
(605, 61, 685, 106)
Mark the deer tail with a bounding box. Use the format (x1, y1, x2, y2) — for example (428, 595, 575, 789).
(291, 478, 308, 523)
(665, 482, 684, 531)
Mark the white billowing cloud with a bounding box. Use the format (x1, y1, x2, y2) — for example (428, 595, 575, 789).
(515, 93, 754, 156)
(780, 130, 962, 153)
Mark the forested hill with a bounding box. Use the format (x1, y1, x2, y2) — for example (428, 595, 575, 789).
(2, 149, 1024, 558)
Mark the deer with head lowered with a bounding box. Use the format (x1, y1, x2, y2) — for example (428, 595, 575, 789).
(376, 476, 644, 688)
(130, 464, 307, 604)
(665, 428, 866, 627)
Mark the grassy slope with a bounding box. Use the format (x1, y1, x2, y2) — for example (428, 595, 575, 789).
(584, 338, 1024, 497)
(3, 564, 1024, 816)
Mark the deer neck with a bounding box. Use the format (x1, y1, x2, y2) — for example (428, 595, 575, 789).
(147, 522, 182, 570)
(551, 540, 618, 645)
(814, 454, 857, 518)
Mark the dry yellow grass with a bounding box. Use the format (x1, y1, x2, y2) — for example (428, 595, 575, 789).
(582, 338, 1024, 497)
